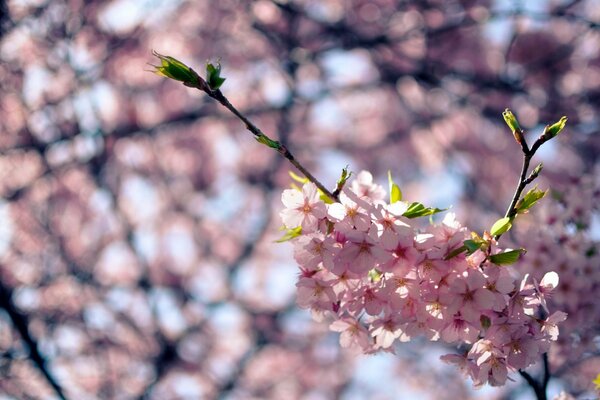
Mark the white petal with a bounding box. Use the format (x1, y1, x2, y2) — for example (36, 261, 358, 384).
(541, 271, 559, 289)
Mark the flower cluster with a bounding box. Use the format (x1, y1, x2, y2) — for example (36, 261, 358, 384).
(281, 171, 566, 387)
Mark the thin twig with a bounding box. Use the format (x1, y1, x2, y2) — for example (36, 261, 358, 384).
(196, 83, 338, 202)
(499, 131, 551, 233)
(497, 126, 557, 400)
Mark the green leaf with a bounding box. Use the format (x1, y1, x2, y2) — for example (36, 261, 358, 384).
(275, 226, 302, 243)
(336, 166, 352, 191)
(402, 202, 445, 219)
(464, 239, 484, 255)
(444, 245, 467, 260)
(151, 51, 200, 85)
(206, 61, 226, 90)
(490, 217, 513, 236)
(502, 108, 521, 133)
(516, 186, 547, 214)
(489, 249, 526, 265)
(289, 170, 309, 184)
(387, 171, 402, 203)
(543, 116, 567, 138)
(320, 192, 334, 204)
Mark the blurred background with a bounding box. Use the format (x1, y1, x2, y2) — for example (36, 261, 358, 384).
(0, 0, 599, 399)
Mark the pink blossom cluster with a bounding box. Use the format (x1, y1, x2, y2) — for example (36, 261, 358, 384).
(280, 171, 566, 387)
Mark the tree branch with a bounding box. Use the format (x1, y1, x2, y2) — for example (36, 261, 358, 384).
(0, 279, 68, 400)
(497, 121, 563, 400)
(499, 128, 553, 232)
(197, 86, 338, 201)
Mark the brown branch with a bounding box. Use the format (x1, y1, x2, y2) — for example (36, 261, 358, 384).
(190, 80, 338, 202)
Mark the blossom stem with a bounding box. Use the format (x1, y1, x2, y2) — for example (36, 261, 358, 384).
(505, 132, 556, 400)
(500, 130, 553, 235)
(192, 80, 338, 202)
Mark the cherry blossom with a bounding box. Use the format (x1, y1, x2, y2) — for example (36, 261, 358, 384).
(280, 182, 327, 232)
(281, 173, 566, 388)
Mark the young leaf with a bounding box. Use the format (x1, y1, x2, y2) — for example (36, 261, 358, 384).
(543, 116, 567, 138)
(255, 133, 281, 149)
(275, 226, 302, 243)
(444, 245, 467, 260)
(319, 191, 334, 204)
(335, 166, 352, 194)
(289, 170, 309, 184)
(489, 249, 526, 265)
(387, 171, 402, 203)
(150, 51, 200, 86)
(502, 108, 525, 145)
(464, 239, 484, 255)
(402, 202, 445, 219)
(502, 108, 521, 133)
(206, 61, 226, 90)
(490, 217, 513, 236)
(516, 186, 547, 214)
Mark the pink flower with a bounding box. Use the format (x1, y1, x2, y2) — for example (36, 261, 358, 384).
(541, 311, 568, 340)
(296, 276, 336, 310)
(327, 189, 372, 232)
(378, 233, 419, 275)
(417, 255, 451, 284)
(502, 329, 540, 370)
(476, 352, 508, 387)
(431, 213, 467, 250)
(386, 270, 419, 300)
(370, 202, 410, 250)
(336, 230, 391, 275)
(371, 316, 402, 349)
(330, 317, 371, 349)
(362, 286, 386, 316)
(440, 312, 480, 344)
(441, 353, 476, 379)
(350, 170, 386, 202)
(468, 339, 504, 367)
(507, 274, 537, 317)
(534, 271, 559, 312)
(483, 266, 515, 311)
(401, 311, 441, 341)
(280, 182, 327, 232)
(293, 234, 338, 271)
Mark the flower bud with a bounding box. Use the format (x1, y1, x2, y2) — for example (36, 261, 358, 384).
(502, 108, 525, 145)
(543, 116, 567, 139)
(502, 108, 521, 133)
(150, 51, 200, 86)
